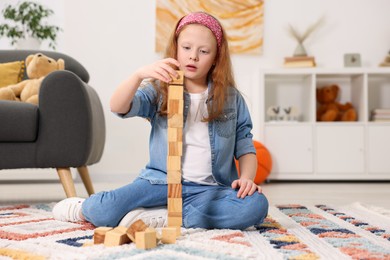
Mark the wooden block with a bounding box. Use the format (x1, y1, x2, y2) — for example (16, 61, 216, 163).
(104, 226, 131, 247)
(168, 212, 182, 217)
(168, 142, 182, 156)
(94, 227, 113, 244)
(170, 70, 184, 85)
(156, 230, 162, 241)
(168, 183, 182, 198)
(168, 85, 184, 100)
(167, 156, 181, 171)
(126, 219, 148, 242)
(168, 127, 182, 142)
(168, 216, 183, 227)
(168, 113, 183, 128)
(168, 99, 184, 115)
(135, 229, 157, 250)
(167, 170, 181, 184)
(161, 227, 177, 244)
(168, 198, 182, 214)
(83, 241, 94, 247)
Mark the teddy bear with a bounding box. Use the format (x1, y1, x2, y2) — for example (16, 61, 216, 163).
(0, 53, 65, 105)
(316, 84, 357, 121)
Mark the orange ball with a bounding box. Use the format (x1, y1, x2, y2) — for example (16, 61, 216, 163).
(236, 140, 272, 184)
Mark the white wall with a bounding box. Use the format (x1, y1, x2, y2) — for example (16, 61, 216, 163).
(1, 0, 390, 181)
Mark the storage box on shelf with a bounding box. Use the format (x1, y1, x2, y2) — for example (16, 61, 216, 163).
(256, 68, 390, 180)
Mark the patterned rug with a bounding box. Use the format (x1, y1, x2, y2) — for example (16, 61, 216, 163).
(0, 202, 389, 259)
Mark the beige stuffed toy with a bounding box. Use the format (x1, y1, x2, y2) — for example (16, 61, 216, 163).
(0, 53, 65, 105)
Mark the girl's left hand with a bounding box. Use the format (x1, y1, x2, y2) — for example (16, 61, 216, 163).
(231, 178, 262, 199)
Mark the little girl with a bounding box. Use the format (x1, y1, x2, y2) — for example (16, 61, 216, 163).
(53, 12, 268, 230)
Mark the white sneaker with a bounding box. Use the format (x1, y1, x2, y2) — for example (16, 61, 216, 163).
(52, 197, 85, 222)
(119, 207, 168, 228)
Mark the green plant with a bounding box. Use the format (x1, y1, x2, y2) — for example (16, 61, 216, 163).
(0, 1, 62, 49)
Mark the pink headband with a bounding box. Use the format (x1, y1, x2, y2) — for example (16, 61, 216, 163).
(176, 12, 223, 49)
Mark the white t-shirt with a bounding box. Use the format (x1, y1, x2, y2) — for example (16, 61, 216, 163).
(182, 90, 217, 185)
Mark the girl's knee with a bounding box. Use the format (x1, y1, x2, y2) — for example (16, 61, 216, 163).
(82, 193, 121, 227)
(245, 193, 269, 225)
(229, 193, 269, 229)
(255, 193, 269, 222)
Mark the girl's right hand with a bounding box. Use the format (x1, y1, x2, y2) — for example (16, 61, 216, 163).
(135, 58, 181, 83)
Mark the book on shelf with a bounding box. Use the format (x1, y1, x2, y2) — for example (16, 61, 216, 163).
(371, 108, 390, 121)
(371, 108, 390, 114)
(372, 115, 390, 120)
(372, 114, 390, 119)
(284, 56, 316, 68)
(372, 119, 390, 122)
(284, 56, 315, 62)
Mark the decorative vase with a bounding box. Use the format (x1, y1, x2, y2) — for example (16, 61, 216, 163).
(293, 43, 307, 57)
(16, 37, 41, 50)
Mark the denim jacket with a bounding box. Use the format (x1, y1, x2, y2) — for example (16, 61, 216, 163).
(116, 81, 255, 187)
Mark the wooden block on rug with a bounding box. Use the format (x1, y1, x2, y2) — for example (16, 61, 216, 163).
(167, 216, 182, 237)
(94, 227, 113, 244)
(126, 219, 148, 242)
(161, 227, 177, 244)
(104, 226, 130, 247)
(168, 215, 183, 228)
(82, 241, 94, 247)
(135, 227, 157, 250)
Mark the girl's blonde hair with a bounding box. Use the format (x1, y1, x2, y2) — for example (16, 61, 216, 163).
(153, 12, 236, 122)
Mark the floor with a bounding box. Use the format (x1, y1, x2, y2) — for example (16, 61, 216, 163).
(1, 179, 389, 209)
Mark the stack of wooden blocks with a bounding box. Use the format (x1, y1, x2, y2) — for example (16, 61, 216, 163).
(166, 70, 184, 235)
(91, 71, 185, 250)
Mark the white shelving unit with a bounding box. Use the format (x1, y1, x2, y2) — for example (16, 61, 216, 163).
(255, 68, 390, 180)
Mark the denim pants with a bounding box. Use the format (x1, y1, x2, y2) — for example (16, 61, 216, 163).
(82, 178, 269, 230)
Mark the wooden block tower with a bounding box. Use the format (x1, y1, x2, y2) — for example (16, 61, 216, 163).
(92, 72, 185, 249)
(166, 71, 184, 234)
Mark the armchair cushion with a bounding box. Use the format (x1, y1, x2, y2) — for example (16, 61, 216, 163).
(0, 51, 89, 83)
(0, 61, 25, 87)
(0, 100, 38, 142)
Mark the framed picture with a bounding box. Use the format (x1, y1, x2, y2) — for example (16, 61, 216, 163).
(155, 0, 264, 55)
(344, 53, 361, 67)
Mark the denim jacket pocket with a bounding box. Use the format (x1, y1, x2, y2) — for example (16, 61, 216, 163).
(215, 109, 236, 138)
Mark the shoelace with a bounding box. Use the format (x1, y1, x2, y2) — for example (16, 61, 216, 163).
(146, 216, 167, 228)
(67, 201, 82, 222)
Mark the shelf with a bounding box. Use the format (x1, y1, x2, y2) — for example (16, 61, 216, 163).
(264, 74, 313, 122)
(316, 73, 365, 122)
(367, 73, 390, 123)
(258, 68, 390, 180)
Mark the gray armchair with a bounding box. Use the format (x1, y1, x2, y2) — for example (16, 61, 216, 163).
(0, 50, 105, 198)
